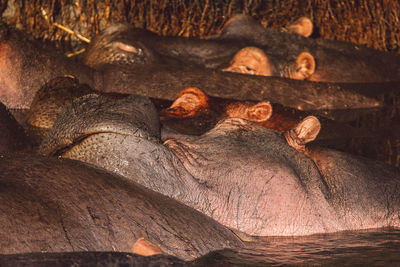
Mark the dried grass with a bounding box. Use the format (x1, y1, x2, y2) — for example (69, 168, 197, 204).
(1, 0, 399, 53)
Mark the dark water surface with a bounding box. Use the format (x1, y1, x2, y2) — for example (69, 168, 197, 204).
(194, 228, 400, 266)
(1, 229, 399, 266)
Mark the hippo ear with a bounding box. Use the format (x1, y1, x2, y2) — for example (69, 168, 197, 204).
(114, 41, 137, 53)
(286, 17, 313, 37)
(222, 47, 272, 76)
(293, 52, 315, 80)
(285, 115, 321, 151)
(161, 87, 209, 118)
(245, 101, 273, 122)
(132, 237, 163, 256)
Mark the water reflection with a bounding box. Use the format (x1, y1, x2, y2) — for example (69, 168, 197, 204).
(193, 228, 400, 266)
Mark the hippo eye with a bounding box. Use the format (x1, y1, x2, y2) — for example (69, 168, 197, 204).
(245, 66, 255, 74)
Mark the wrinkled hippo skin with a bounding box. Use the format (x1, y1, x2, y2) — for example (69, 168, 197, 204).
(40, 94, 400, 236)
(0, 21, 95, 109)
(0, 153, 243, 260)
(0, 252, 187, 267)
(0, 101, 27, 152)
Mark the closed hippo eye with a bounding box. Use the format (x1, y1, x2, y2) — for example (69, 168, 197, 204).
(244, 66, 255, 74)
(223, 47, 272, 76)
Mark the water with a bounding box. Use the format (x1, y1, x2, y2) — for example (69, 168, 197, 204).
(193, 228, 400, 266)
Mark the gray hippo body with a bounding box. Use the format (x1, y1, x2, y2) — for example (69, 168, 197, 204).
(40, 94, 400, 236)
(0, 153, 243, 260)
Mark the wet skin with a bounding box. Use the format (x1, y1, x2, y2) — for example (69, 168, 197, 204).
(0, 153, 243, 260)
(40, 94, 400, 236)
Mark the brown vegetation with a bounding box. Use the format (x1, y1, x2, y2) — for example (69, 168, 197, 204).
(1, 0, 399, 53)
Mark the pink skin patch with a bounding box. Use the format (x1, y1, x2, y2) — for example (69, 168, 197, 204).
(0, 43, 23, 109)
(115, 42, 137, 53)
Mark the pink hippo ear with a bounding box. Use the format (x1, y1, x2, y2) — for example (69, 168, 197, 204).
(291, 52, 316, 80)
(285, 115, 321, 151)
(245, 101, 273, 122)
(161, 87, 209, 118)
(222, 47, 273, 76)
(132, 237, 163, 256)
(113, 41, 138, 53)
(286, 17, 314, 37)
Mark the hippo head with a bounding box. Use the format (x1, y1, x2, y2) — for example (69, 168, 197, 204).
(40, 93, 160, 161)
(39, 94, 204, 205)
(83, 24, 159, 68)
(223, 47, 316, 80)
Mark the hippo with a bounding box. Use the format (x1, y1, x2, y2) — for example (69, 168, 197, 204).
(83, 25, 166, 68)
(82, 23, 246, 69)
(219, 15, 400, 82)
(40, 93, 400, 236)
(0, 153, 243, 260)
